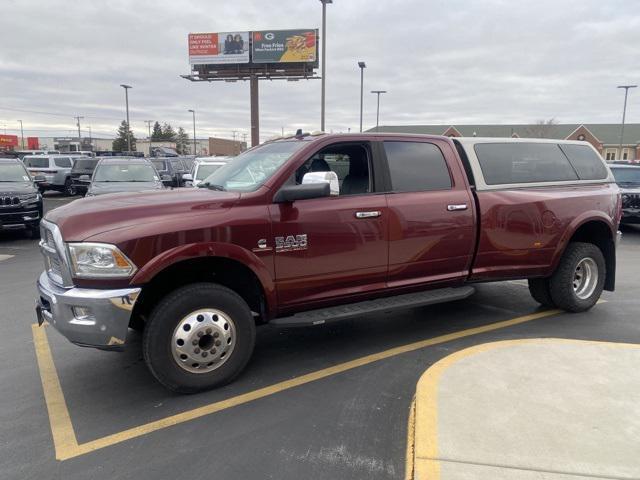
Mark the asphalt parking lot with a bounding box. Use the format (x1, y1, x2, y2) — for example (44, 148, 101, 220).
(1, 193, 639, 480)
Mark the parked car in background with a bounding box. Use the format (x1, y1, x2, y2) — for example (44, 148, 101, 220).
(183, 157, 230, 187)
(0, 158, 43, 237)
(86, 158, 165, 196)
(23, 154, 77, 195)
(610, 164, 640, 225)
(180, 156, 196, 171)
(70, 157, 100, 195)
(150, 157, 188, 187)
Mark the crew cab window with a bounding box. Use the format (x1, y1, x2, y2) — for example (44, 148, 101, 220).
(54, 157, 72, 168)
(559, 144, 608, 180)
(384, 141, 451, 192)
(151, 159, 166, 171)
(474, 143, 578, 185)
(294, 143, 371, 196)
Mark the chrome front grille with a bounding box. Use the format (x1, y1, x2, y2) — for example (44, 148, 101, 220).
(0, 196, 20, 207)
(623, 193, 640, 209)
(39, 220, 72, 287)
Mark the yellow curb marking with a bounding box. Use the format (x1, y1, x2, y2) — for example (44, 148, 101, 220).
(32, 308, 562, 461)
(411, 336, 638, 480)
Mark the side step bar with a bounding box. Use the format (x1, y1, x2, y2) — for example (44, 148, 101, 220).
(271, 286, 476, 328)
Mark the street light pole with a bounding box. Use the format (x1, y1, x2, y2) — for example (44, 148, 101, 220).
(319, 0, 332, 132)
(144, 120, 153, 156)
(371, 90, 387, 131)
(120, 84, 132, 152)
(617, 85, 637, 160)
(358, 61, 366, 132)
(188, 109, 197, 155)
(74, 116, 84, 151)
(17, 120, 24, 149)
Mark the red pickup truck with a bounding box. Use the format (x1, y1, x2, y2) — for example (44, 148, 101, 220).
(36, 133, 621, 392)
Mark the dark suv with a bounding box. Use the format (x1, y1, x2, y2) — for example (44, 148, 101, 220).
(0, 158, 43, 237)
(151, 157, 187, 187)
(70, 157, 99, 195)
(610, 164, 640, 224)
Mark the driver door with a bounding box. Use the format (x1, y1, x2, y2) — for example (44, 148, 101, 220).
(269, 141, 389, 308)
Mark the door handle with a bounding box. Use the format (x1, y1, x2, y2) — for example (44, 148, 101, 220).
(447, 204, 468, 211)
(355, 211, 382, 219)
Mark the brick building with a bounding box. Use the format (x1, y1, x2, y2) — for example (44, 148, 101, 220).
(370, 124, 640, 161)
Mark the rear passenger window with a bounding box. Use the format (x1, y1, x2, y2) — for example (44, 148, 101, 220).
(26, 158, 49, 168)
(384, 141, 451, 192)
(559, 144, 608, 180)
(54, 158, 72, 168)
(474, 143, 578, 185)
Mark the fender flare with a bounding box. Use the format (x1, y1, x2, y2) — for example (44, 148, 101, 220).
(549, 211, 616, 274)
(131, 242, 277, 315)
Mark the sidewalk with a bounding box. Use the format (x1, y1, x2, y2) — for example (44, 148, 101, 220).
(409, 339, 640, 480)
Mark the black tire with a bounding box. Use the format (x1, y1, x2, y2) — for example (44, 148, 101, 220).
(527, 278, 555, 308)
(64, 178, 76, 196)
(549, 242, 605, 313)
(142, 283, 256, 393)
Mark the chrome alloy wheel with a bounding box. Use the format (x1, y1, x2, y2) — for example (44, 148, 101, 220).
(171, 309, 236, 373)
(573, 257, 598, 300)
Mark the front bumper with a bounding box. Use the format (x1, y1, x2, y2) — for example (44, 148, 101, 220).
(621, 208, 640, 224)
(36, 271, 141, 350)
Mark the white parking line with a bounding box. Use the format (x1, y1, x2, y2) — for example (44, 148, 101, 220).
(0, 254, 15, 262)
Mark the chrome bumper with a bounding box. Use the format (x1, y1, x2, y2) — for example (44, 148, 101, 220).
(36, 271, 141, 350)
(616, 230, 622, 247)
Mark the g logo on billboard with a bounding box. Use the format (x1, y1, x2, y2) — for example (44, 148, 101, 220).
(265, 32, 275, 40)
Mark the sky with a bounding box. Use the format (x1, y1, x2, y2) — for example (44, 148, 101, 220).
(1, 0, 639, 144)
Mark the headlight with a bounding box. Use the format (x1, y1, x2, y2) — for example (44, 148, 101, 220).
(67, 243, 137, 278)
(20, 193, 40, 203)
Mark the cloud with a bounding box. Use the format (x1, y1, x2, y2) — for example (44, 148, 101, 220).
(1, 0, 639, 143)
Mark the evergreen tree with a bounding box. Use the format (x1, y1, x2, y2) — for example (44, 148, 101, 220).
(161, 123, 177, 141)
(112, 121, 136, 152)
(176, 127, 190, 154)
(151, 121, 163, 140)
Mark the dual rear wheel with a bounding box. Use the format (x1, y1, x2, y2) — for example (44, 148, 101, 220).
(528, 242, 606, 312)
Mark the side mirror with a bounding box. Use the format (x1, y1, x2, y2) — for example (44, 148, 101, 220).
(78, 175, 91, 183)
(274, 183, 330, 203)
(33, 175, 46, 183)
(302, 171, 340, 196)
(182, 173, 193, 181)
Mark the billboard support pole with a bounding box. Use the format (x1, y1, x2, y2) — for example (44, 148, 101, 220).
(250, 74, 260, 147)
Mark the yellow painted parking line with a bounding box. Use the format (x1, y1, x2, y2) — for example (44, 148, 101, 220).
(0, 254, 15, 262)
(33, 308, 563, 461)
(411, 337, 638, 480)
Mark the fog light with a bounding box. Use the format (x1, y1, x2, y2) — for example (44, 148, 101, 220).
(72, 306, 95, 321)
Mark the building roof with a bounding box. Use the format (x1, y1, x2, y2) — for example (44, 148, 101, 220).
(369, 124, 640, 145)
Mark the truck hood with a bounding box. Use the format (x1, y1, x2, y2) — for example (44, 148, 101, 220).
(46, 188, 240, 241)
(0, 181, 38, 195)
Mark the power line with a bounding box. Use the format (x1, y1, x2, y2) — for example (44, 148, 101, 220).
(0, 106, 123, 121)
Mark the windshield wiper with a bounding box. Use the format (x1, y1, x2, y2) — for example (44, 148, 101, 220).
(198, 182, 226, 191)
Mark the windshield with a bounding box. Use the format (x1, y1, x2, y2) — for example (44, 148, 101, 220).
(0, 163, 30, 182)
(94, 163, 157, 182)
(611, 167, 640, 184)
(201, 141, 306, 191)
(196, 164, 225, 180)
(73, 159, 98, 170)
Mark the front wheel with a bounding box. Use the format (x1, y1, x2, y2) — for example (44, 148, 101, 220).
(142, 283, 256, 393)
(549, 242, 605, 313)
(64, 178, 76, 196)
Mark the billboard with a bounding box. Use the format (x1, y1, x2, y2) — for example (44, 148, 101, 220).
(189, 32, 250, 66)
(252, 29, 317, 63)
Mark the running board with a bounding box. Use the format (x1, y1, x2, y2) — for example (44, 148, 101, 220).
(271, 286, 476, 328)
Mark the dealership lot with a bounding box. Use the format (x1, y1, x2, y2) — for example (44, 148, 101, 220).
(0, 194, 639, 479)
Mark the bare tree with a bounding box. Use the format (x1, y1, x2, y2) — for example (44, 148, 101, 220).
(525, 118, 559, 138)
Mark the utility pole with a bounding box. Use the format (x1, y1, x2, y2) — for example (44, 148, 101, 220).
(319, 0, 333, 132)
(232, 130, 238, 142)
(120, 84, 132, 151)
(188, 109, 197, 155)
(74, 116, 84, 150)
(617, 85, 637, 160)
(17, 120, 24, 149)
(370, 90, 387, 131)
(144, 120, 153, 156)
(88, 126, 93, 151)
(358, 61, 366, 132)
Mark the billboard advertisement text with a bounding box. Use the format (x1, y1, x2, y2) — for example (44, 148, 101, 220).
(252, 29, 317, 63)
(189, 32, 250, 65)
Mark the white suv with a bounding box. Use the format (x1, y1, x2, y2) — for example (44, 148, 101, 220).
(183, 157, 230, 187)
